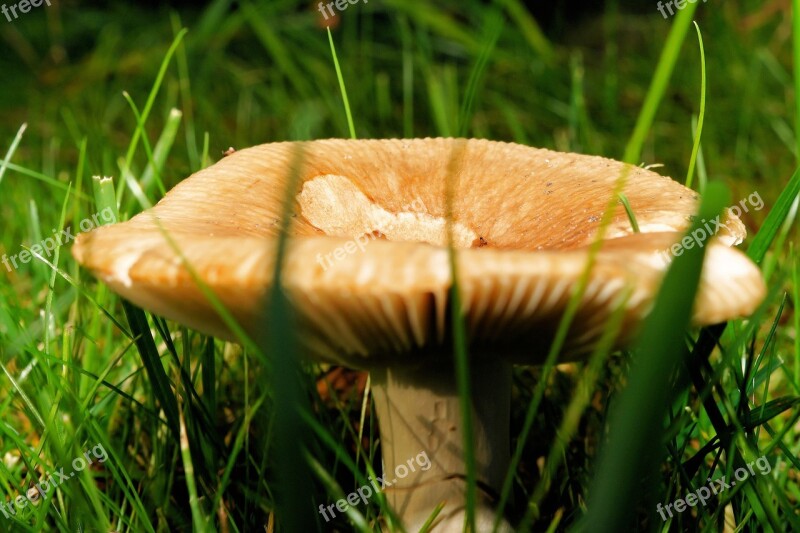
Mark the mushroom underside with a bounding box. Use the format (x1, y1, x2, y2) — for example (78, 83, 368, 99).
(74, 230, 764, 367)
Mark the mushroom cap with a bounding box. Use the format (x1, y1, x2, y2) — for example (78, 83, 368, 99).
(73, 138, 765, 367)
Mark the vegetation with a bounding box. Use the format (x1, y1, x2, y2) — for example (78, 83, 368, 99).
(0, 0, 797, 531)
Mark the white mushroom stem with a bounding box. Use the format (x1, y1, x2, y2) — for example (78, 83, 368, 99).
(371, 358, 514, 532)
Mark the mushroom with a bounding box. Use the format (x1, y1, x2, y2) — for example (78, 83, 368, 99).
(72, 138, 766, 531)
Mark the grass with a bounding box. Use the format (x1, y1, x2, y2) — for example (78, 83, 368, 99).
(0, 0, 798, 531)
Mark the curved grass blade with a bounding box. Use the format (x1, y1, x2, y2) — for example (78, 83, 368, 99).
(685, 22, 707, 190)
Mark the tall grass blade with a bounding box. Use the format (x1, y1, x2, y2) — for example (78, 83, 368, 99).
(116, 29, 188, 206)
(496, 7, 701, 529)
(793, 0, 800, 162)
(327, 28, 357, 139)
(622, 3, 699, 164)
(579, 182, 730, 531)
(458, 9, 503, 137)
(261, 145, 314, 532)
(0, 123, 27, 188)
(747, 166, 800, 264)
(685, 22, 706, 189)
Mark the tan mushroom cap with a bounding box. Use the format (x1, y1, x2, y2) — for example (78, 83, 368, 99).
(72, 138, 765, 367)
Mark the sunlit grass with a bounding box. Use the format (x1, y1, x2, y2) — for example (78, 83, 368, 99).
(0, 1, 797, 532)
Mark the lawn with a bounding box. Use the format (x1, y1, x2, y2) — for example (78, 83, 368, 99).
(0, 0, 798, 531)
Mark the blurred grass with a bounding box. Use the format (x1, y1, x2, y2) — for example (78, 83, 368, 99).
(0, 0, 798, 531)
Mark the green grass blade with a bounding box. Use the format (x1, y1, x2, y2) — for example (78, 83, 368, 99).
(0, 159, 86, 198)
(0, 123, 27, 188)
(398, 16, 415, 138)
(685, 22, 707, 190)
(794, 250, 800, 387)
(43, 184, 72, 355)
(444, 141, 476, 532)
(497, 8, 701, 527)
(520, 287, 633, 526)
(327, 28, 357, 139)
(261, 145, 314, 533)
(622, 2, 699, 164)
(94, 175, 181, 438)
(116, 29, 188, 206)
(617, 192, 640, 233)
(579, 182, 730, 531)
(92, 176, 119, 221)
(793, 0, 800, 161)
(179, 410, 210, 531)
(140, 108, 183, 195)
(170, 12, 201, 171)
(120, 90, 161, 201)
(747, 166, 800, 264)
(458, 9, 503, 137)
(119, 302, 180, 439)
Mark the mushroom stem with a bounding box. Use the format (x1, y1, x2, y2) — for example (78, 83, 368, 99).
(371, 358, 513, 532)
